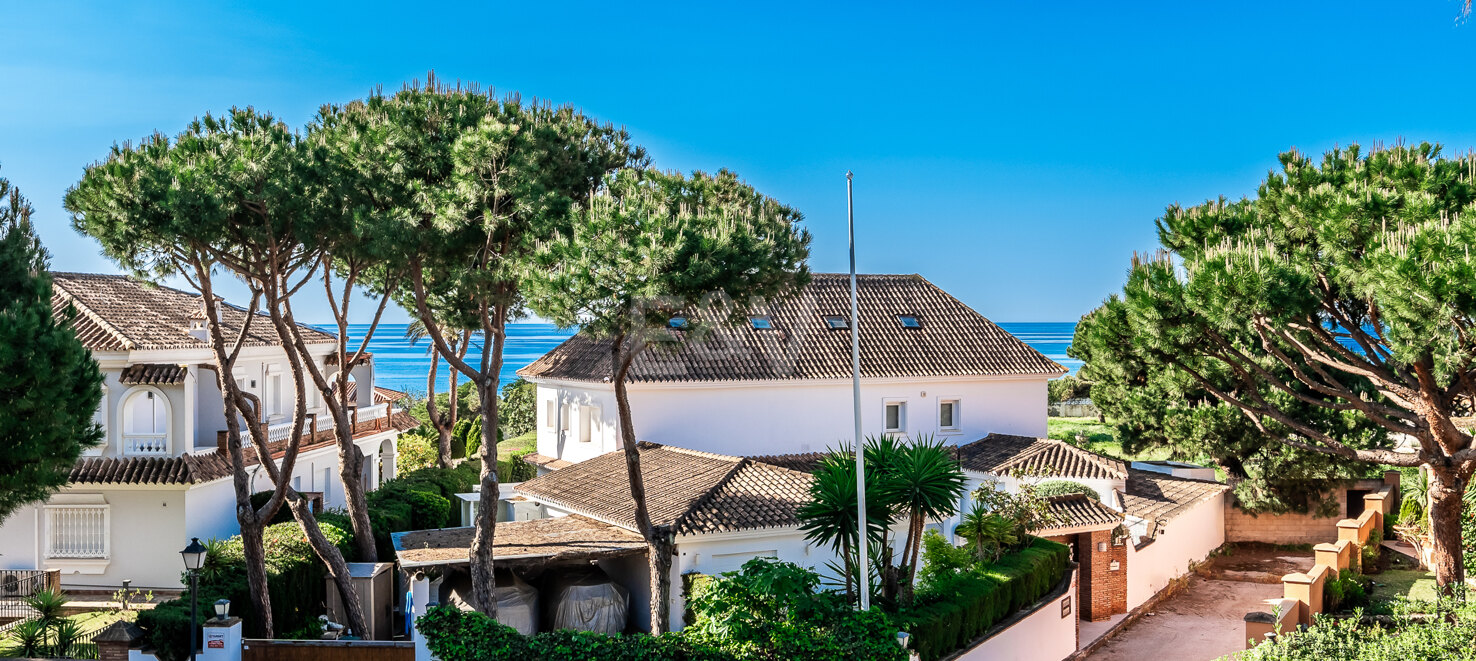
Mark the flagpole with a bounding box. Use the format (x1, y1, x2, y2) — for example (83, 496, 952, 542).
(847, 171, 871, 611)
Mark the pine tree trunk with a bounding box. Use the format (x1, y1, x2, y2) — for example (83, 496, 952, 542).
(1425, 464, 1468, 592)
(286, 496, 370, 636)
(427, 355, 453, 469)
(337, 441, 377, 562)
(468, 316, 506, 618)
(238, 522, 275, 637)
(610, 336, 668, 633)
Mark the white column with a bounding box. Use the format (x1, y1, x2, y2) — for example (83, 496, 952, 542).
(201, 617, 242, 661)
(410, 573, 434, 661)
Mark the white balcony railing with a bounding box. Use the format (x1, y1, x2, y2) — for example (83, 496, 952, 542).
(122, 433, 168, 456)
(356, 403, 389, 424)
(46, 506, 109, 559)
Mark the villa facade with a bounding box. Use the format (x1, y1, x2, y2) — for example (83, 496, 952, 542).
(0, 273, 413, 590)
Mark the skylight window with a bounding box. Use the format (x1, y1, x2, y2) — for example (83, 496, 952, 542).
(823, 315, 849, 329)
(668, 316, 690, 329)
(750, 316, 774, 330)
(897, 315, 921, 329)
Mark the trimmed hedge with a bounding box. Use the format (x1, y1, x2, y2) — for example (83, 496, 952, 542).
(902, 537, 1071, 661)
(417, 605, 735, 661)
(1035, 480, 1101, 502)
(138, 521, 353, 659)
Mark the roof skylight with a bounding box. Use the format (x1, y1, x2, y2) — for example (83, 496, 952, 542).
(898, 315, 921, 329)
(750, 316, 774, 330)
(823, 315, 849, 329)
(668, 316, 690, 329)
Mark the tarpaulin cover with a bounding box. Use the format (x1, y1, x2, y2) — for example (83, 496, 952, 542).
(546, 568, 629, 634)
(495, 572, 540, 635)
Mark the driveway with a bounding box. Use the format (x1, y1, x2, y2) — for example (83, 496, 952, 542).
(1081, 545, 1314, 661)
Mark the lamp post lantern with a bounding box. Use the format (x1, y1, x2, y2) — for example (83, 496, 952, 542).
(180, 538, 207, 661)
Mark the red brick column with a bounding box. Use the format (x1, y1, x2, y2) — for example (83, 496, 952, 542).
(1079, 529, 1127, 621)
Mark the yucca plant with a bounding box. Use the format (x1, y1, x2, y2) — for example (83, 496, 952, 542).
(798, 451, 888, 602)
(874, 435, 967, 587)
(6, 618, 48, 658)
(955, 506, 1018, 563)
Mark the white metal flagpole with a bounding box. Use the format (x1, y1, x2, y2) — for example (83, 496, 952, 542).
(847, 171, 871, 611)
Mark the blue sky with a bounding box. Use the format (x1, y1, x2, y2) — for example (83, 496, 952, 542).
(5, 1, 1475, 324)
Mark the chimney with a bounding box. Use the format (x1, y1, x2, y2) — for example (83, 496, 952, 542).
(188, 307, 209, 341)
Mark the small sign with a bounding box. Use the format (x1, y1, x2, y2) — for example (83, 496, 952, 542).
(1061, 596, 1072, 618)
(208, 640, 225, 649)
(1109, 561, 1120, 571)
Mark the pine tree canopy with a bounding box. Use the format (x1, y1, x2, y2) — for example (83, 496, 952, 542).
(1073, 143, 1476, 582)
(0, 168, 104, 523)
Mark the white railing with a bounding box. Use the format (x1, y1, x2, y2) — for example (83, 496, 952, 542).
(122, 433, 168, 456)
(266, 420, 296, 443)
(356, 403, 389, 424)
(45, 506, 109, 559)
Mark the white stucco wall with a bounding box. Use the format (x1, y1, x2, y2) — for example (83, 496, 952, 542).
(1126, 491, 1227, 610)
(1, 487, 193, 590)
(952, 567, 1078, 661)
(535, 375, 1050, 462)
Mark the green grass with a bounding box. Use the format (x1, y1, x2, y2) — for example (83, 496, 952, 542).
(1046, 417, 1177, 462)
(499, 430, 536, 459)
(1370, 568, 1440, 605)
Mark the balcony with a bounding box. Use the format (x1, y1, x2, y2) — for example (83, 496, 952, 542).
(122, 433, 169, 457)
(217, 403, 395, 459)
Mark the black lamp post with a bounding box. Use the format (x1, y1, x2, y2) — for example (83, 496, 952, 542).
(180, 538, 207, 661)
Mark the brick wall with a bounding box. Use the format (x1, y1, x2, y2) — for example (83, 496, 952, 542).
(1224, 491, 1347, 545)
(1079, 529, 1127, 621)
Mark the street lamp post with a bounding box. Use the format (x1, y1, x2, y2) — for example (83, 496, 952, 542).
(180, 538, 207, 661)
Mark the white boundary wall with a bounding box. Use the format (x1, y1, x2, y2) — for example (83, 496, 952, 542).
(953, 567, 1078, 661)
(1126, 491, 1227, 610)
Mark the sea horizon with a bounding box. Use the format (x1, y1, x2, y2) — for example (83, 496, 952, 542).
(331, 321, 1081, 394)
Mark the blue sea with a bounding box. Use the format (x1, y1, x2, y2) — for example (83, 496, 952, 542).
(343, 321, 1079, 394)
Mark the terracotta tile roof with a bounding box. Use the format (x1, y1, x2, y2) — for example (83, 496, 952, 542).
(392, 514, 647, 569)
(518, 273, 1064, 383)
(956, 434, 1127, 481)
(51, 272, 335, 352)
(517, 443, 814, 536)
(522, 453, 575, 471)
(748, 451, 829, 474)
(1035, 494, 1124, 535)
(389, 411, 419, 432)
(119, 363, 189, 385)
(1120, 468, 1228, 524)
(68, 452, 234, 486)
(373, 386, 407, 405)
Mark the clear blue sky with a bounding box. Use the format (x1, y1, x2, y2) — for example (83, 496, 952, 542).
(5, 1, 1475, 324)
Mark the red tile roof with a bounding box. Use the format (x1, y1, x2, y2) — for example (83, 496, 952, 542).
(517, 443, 813, 536)
(119, 364, 188, 385)
(1120, 469, 1228, 524)
(518, 273, 1064, 383)
(52, 272, 335, 352)
(956, 434, 1127, 481)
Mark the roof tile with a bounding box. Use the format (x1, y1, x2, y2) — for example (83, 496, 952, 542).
(956, 434, 1127, 481)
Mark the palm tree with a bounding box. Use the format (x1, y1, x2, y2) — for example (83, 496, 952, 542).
(955, 506, 1018, 563)
(405, 320, 472, 467)
(797, 451, 888, 602)
(877, 436, 967, 587)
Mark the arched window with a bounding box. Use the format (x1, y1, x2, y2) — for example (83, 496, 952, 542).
(119, 387, 170, 456)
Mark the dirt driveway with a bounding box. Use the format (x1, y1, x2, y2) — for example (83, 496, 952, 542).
(1082, 545, 1314, 661)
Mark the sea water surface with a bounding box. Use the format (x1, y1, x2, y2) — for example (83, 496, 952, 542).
(343, 322, 1079, 394)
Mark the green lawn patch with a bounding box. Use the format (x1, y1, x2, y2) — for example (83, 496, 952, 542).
(1046, 417, 1177, 462)
(499, 430, 536, 460)
(1370, 569, 1439, 605)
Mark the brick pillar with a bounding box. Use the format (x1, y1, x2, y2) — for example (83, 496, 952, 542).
(1080, 529, 1128, 621)
(94, 620, 145, 661)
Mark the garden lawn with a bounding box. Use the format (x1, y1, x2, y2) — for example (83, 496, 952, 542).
(1047, 417, 1177, 462)
(1370, 569, 1439, 606)
(499, 430, 536, 460)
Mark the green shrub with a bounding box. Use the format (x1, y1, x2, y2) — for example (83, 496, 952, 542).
(1235, 595, 1476, 660)
(404, 489, 452, 529)
(904, 537, 1070, 661)
(498, 451, 537, 483)
(397, 429, 438, 473)
(417, 605, 735, 661)
(499, 378, 537, 438)
(138, 520, 351, 657)
(1323, 569, 1369, 613)
(455, 417, 483, 458)
(1035, 480, 1101, 501)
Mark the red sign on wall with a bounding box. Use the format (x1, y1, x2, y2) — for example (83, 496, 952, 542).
(208, 640, 225, 649)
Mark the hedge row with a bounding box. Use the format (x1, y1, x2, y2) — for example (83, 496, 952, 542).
(138, 521, 354, 660)
(417, 605, 735, 661)
(902, 537, 1071, 661)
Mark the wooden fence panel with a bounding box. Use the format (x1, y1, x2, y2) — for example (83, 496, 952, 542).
(241, 639, 413, 661)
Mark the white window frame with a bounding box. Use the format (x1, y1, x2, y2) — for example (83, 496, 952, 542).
(265, 365, 284, 420)
(580, 405, 602, 443)
(883, 399, 907, 434)
(544, 400, 555, 430)
(937, 398, 961, 433)
(44, 499, 110, 560)
(117, 385, 171, 457)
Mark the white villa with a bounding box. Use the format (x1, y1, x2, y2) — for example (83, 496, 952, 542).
(517, 273, 1066, 468)
(392, 272, 1229, 637)
(0, 273, 413, 590)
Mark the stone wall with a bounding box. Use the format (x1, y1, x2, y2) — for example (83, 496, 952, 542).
(1223, 491, 1346, 545)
